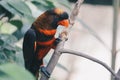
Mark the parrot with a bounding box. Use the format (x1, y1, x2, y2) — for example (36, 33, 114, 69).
(22, 8, 69, 78)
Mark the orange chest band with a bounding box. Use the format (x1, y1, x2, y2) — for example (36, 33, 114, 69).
(37, 29, 56, 36)
(37, 38, 55, 46)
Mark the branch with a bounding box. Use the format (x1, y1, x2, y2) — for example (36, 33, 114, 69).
(60, 48, 118, 78)
(40, 38, 120, 80)
(115, 69, 120, 80)
(40, 39, 66, 80)
(69, 0, 84, 26)
(111, 0, 119, 80)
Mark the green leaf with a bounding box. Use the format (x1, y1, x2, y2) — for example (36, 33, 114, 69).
(45, 0, 56, 8)
(23, 14, 35, 23)
(0, 70, 13, 80)
(56, 0, 71, 10)
(3, 47, 16, 61)
(0, 63, 35, 80)
(31, 0, 55, 10)
(0, 5, 5, 14)
(0, 34, 17, 61)
(0, 0, 22, 16)
(14, 47, 24, 66)
(9, 20, 23, 30)
(0, 22, 17, 34)
(0, 0, 32, 17)
(31, 1, 46, 10)
(7, 0, 32, 16)
(0, 5, 13, 19)
(0, 51, 8, 64)
(0, 34, 24, 65)
(0, 34, 17, 44)
(0, 39, 4, 45)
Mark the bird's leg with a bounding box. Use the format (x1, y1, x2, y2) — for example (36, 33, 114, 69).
(40, 65, 50, 78)
(37, 59, 50, 78)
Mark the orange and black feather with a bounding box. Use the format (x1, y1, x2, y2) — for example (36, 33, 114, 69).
(23, 8, 69, 77)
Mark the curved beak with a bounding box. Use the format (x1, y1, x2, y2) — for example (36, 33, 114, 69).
(58, 19, 69, 28)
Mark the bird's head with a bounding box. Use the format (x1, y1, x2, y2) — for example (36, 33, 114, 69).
(48, 8, 69, 27)
(33, 8, 69, 30)
(46, 8, 69, 29)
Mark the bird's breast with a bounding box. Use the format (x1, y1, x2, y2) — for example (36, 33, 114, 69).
(35, 29, 56, 46)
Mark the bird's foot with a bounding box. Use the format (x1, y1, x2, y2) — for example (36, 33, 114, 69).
(40, 66, 50, 78)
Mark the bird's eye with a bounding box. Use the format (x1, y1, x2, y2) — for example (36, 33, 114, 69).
(59, 12, 69, 20)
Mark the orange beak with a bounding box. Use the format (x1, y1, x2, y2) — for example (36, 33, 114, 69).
(58, 19, 69, 28)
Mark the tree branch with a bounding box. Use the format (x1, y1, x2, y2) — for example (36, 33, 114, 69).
(111, 0, 119, 80)
(40, 39, 66, 80)
(60, 48, 119, 79)
(68, 0, 84, 31)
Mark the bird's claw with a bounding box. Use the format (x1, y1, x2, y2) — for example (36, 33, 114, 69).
(40, 66, 50, 78)
(59, 30, 68, 41)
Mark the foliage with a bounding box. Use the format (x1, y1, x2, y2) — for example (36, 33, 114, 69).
(0, 0, 71, 79)
(31, 0, 71, 10)
(0, 63, 35, 80)
(0, 34, 23, 65)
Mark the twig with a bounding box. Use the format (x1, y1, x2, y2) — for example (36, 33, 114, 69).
(68, 0, 84, 31)
(40, 39, 66, 80)
(60, 48, 119, 79)
(69, 0, 84, 25)
(111, 0, 119, 80)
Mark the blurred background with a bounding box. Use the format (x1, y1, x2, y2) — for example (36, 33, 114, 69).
(0, 0, 120, 80)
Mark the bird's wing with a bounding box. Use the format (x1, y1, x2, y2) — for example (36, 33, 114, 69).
(23, 28, 36, 69)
